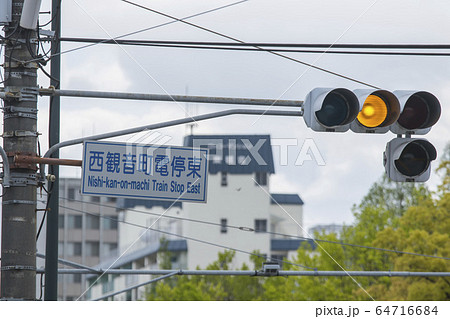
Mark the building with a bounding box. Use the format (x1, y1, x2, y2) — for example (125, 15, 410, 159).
(87, 135, 305, 300)
(37, 178, 119, 301)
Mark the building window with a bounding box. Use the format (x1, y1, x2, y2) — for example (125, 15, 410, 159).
(254, 219, 267, 233)
(67, 242, 82, 256)
(67, 215, 82, 229)
(58, 215, 65, 229)
(86, 215, 100, 229)
(271, 254, 285, 267)
(105, 243, 117, 253)
(221, 171, 227, 186)
(58, 242, 64, 255)
(91, 196, 100, 203)
(135, 258, 145, 269)
(220, 218, 227, 233)
(102, 275, 114, 294)
(255, 172, 267, 186)
(86, 241, 100, 257)
(103, 218, 118, 230)
(67, 187, 76, 201)
(70, 273, 82, 283)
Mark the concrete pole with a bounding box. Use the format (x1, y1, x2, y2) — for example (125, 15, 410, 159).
(1, 0, 38, 300)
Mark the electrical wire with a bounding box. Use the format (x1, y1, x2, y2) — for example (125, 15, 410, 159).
(48, 200, 315, 271)
(59, 39, 450, 50)
(38, 273, 45, 301)
(267, 230, 450, 261)
(0, 42, 4, 95)
(21, 0, 249, 64)
(0, 28, 21, 85)
(57, 195, 248, 232)
(23, 23, 60, 84)
(121, 0, 379, 89)
(50, 195, 450, 261)
(90, 43, 450, 57)
(36, 139, 53, 241)
(36, 176, 53, 241)
(60, 37, 450, 56)
(38, 0, 62, 28)
(37, 20, 54, 63)
(0, 21, 20, 41)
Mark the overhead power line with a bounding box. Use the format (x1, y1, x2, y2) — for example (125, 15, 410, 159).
(120, 0, 379, 89)
(60, 37, 450, 56)
(24, 0, 249, 64)
(52, 202, 316, 271)
(36, 268, 450, 277)
(51, 195, 450, 261)
(59, 39, 450, 49)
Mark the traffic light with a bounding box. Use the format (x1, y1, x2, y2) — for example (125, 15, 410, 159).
(303, 88, 401, 133)
(350, 90, 400, 133)
(384, 138, 437, 182)
(390, 91, 441, 135)
(303, 88, 360, 132)
(303, 88, 441, 182)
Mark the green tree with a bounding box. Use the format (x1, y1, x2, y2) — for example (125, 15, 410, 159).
(145, 145, 449, 300)
(369, 181, 450, 299)
(263, 166, 446, 301)
(262, 237, 364, 300)
(146, 250, 265, 301)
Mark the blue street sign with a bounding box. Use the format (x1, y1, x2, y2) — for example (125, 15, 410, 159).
(81, 141, 208, 203)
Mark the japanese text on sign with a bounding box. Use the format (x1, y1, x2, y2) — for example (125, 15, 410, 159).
(81, 141, 208, 203)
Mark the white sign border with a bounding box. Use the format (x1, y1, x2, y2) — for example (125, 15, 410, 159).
(81, 140, 209, 203)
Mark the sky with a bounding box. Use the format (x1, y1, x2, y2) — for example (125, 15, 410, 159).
(4, 0, 450, 233)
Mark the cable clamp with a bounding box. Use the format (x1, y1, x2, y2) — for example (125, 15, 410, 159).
(9, 172, 39, 186)
(2, 130, 40, 138)
(19, 87, 39, 102)
(39, 29, 56, 40)
(1, 265, 37, 271)
(39, 86, 56, 96)
(3, 199, 36, 205)
(2, 86, 39, 101)
(3, 61, 39, 69)
(4, 70, 38, 79)
(4, 107, 38, 119)
(4, 113, 37, 120)
(4, 105, 38, 114)
(257, 262, 280, 277)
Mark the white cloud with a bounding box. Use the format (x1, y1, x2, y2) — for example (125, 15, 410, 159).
(14, 0, 450, 231)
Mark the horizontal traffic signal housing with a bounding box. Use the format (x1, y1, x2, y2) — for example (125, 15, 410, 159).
(390, 91, 441, 135)
(303, 88, 440, 135)
(384, 138, 437, 182)
(303, 88, 360, 132)
(350, 90, 401, 134)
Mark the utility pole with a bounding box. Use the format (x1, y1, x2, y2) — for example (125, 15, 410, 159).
(44, 0, 61, 301)
(1, 0, 38, 300)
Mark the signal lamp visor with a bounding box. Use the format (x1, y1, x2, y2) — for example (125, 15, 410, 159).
(394, 141, 436, 177)
(397, 92, 441, 130)
(315, 90, 358, 128)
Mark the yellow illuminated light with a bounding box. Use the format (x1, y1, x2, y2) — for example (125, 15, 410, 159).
(357, 95, 388, 128)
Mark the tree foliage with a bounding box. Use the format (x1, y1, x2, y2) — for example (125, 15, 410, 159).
(145, 145, 450, 301)
(146, 250, 265, 301)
